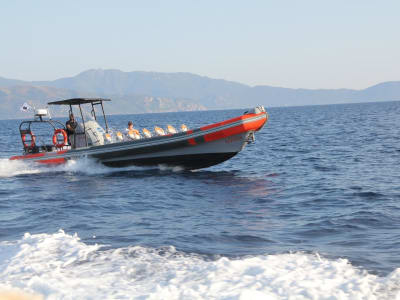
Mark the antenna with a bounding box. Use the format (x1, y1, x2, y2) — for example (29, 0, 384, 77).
(46, 105, 52, 120)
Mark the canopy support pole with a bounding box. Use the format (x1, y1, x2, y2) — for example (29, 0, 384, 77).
(78, 104, 88, 147)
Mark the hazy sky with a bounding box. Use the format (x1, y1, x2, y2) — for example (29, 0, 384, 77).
(1, 0, 399, 89)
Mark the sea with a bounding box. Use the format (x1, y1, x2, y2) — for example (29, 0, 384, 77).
(0, 101, 399, 299)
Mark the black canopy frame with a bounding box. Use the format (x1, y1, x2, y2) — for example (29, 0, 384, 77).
(48, 98, 111, 148)
(19, 119, 65, 153)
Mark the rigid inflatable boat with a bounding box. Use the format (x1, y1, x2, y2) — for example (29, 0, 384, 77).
(10, 98, 268, 170)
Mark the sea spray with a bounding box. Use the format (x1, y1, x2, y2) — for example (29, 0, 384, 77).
(0, 157, 154, 178)
(1, 231, 399, 299)
(0, 159, 41, 178)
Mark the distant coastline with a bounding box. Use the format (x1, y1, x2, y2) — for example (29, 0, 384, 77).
(0, 69, 399, 120)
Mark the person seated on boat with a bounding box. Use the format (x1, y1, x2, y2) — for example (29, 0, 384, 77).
(125, 121, 141, 140)
(126, 121, 134, 132)
(66, 113, 77, 146)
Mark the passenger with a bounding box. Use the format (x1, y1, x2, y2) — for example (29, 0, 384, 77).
(126, 121, 140, 140)
(66, 113, 77, 146)
(126, 121, 134, 132)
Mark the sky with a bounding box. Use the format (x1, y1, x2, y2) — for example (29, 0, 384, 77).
(1, 0, 399, 89)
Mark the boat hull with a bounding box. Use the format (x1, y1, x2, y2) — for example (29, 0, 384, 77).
(97, 130, 252, 169)
(10, 110, 268, 170)
(103, 152, 238, 169)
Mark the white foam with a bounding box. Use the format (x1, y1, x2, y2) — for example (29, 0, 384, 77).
(58, 157, 158, 175)
(158, 164, 185, 172)
(56, 157, 116, 175)
(1, 231, 399, 299)
(0, 159, 42, 177)
(0, 157, 151, 178)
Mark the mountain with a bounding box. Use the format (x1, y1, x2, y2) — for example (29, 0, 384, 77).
(0, 69, 399, 119)
(23, 69, 400, 106)
(0, 76, 27, 88)
(31, 69, 249, 109)
(0, 85, 206, 120)
(0, 86, 79, 120)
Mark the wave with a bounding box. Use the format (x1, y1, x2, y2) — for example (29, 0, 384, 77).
(0, 231, 399, 299)
(0, 157, 155, 178)
(0, 159, 42, 177)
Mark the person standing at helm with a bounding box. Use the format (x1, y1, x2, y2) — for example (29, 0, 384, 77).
(66, 113, 77, 146)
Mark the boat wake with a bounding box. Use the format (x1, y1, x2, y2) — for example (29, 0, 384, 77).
(0, 231, 399, 299)
(0, 158, 42, 177)
(157, 164, 185, 172)
(0, 157, 154, 178)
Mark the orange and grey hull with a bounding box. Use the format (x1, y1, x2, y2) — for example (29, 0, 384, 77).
(10, 111, 268, 170)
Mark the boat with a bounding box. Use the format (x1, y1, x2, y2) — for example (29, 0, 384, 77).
(10, 98, 268, 170)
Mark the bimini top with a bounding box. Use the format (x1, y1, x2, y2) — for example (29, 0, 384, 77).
(47, 98, 111, 106)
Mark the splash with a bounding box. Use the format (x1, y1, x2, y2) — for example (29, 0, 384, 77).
(0, 159, 42, 178)
(1, 231, 399, 299)
(158, 164, 185, 172)
(59, 157, 159, 175)
(0, 157, 153, 178)
(57, 157, 117, 175)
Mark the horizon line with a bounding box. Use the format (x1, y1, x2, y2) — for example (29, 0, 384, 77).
(1, 68, 399, 91)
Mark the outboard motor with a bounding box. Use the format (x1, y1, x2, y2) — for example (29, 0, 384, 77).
(84, 120, 106, 146)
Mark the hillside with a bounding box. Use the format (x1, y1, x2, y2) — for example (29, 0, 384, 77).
(31, 69, 249, 109)
(0, 86, 79, 120)
(0, 85, 205, 120)
(33, 69, 400, 107)
(0, 69, 399, 119)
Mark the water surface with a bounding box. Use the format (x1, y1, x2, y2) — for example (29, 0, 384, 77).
(1, 101, 400, 299)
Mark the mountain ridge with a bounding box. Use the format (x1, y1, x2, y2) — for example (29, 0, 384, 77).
(0, 69, 399, 119)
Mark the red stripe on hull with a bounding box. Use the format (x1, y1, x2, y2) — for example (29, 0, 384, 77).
(201, 115, 245, 131)
(38, 158, 67, 165)
(188, 138, 197, 145)
(204, 114, 267, 143)
(200, 113, 264, 131)
(10, 153, 45, 160)
(9, 150, 68, 161)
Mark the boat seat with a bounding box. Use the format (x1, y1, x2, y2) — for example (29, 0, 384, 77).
(116, 131, 124, 141)
(104, 133, 112, 143)
(181, 124, 188, 132)
(127, 129, 141, 140)
(142, 128, 152, 138)
(27, 146, 40, 154)
(154, 126, 165, 136)
(41, 145, 56, 152)
(166, 125, 177, 134)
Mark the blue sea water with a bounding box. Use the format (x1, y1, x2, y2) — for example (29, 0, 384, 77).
(0, 101, 400, 299)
